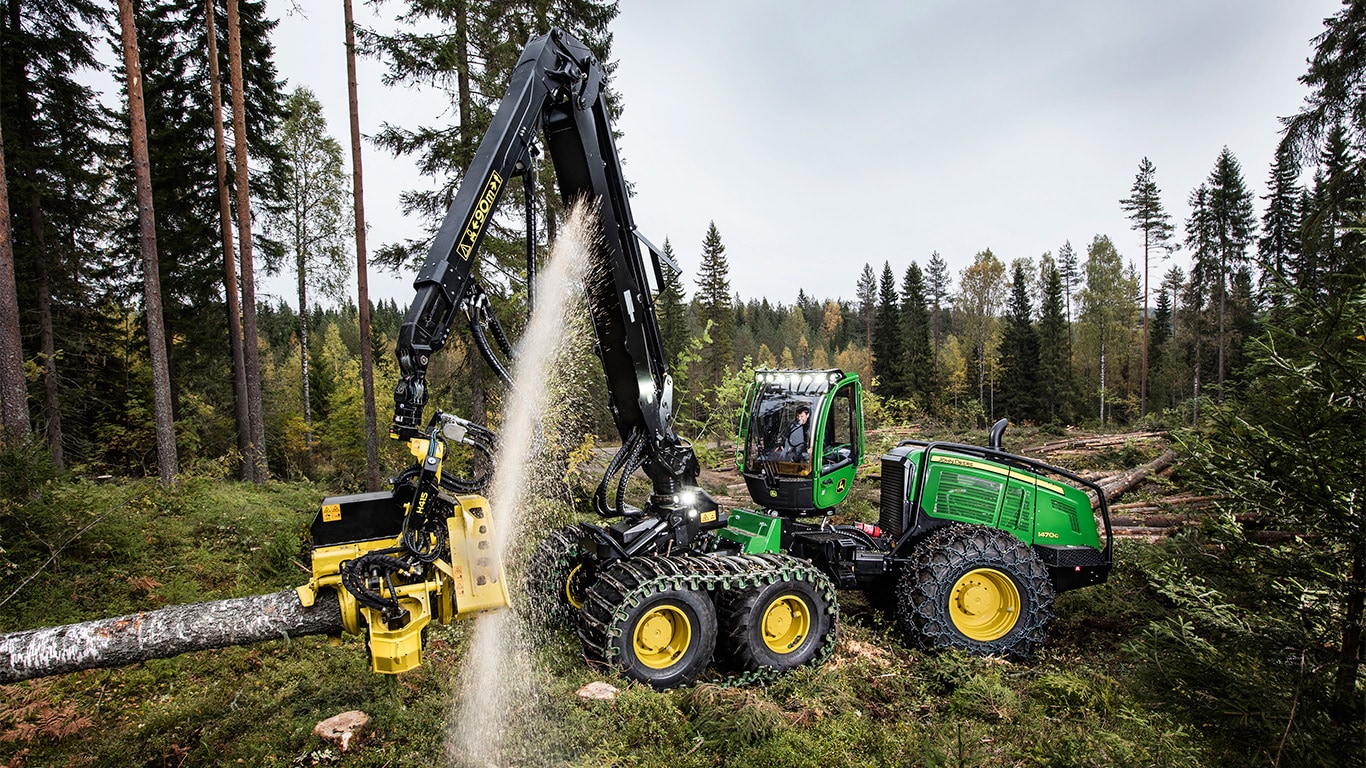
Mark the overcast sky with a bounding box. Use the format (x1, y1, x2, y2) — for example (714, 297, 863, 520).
(269, 0, 1341, 309)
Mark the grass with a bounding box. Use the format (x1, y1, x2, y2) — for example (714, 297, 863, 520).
(0, 475, 1345, 767)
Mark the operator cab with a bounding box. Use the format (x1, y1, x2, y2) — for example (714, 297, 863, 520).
(738, 369, 864, 515)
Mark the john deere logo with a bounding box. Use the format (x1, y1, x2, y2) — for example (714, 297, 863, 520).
(836, 478, 847, 493)
(769, 489, 778, 497)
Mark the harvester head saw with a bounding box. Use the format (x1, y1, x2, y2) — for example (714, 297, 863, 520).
(295, 412, 509, 673)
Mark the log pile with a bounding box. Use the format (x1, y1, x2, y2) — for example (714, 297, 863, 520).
(1029, 431, 1168, 455)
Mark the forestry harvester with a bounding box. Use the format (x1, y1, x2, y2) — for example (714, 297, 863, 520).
(299, 29, 1112, 688)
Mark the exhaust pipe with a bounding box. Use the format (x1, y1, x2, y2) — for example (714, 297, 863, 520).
(988, 418, 1008, 451)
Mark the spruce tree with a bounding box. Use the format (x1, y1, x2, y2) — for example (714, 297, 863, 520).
(900, 262, 934, 406)
(872, 261, 904, 395)
(1119, 157, 1175, 417)
(1037, 262, 1071, 423)
(997, 261, 1041, 422)
(695, 221, 733, 389)
(855, 263, 877, 350)
(1258, 142, 1302, 308)
(1, 0, 112, 463)
(655, 238, 688, 363)
(1205, 147, 1257, 399)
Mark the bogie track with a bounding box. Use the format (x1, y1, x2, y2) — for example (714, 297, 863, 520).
(577, 552, 839, 688)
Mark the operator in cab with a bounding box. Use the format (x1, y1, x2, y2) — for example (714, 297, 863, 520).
(785, 405, 812, 461)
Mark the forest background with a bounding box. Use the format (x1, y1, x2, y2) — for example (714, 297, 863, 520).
(0, 0, 1362, 766)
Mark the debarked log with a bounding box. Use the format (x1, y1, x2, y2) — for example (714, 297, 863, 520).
(0, 588, 342, 684)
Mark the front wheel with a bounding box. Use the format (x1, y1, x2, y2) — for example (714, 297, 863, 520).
(896, 524, 1055, 659)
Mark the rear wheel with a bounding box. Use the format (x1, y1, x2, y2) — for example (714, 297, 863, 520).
(719, 578, 832, 672)
(896, 524, 1054, 658)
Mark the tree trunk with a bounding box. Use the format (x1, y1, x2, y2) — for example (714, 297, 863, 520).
(226, 0, 267, 482)
(1096, 449, 1176, 502)
(343, 0, 381, 491)
(1334, 552, 1364, 718)
(1217, 272, 1226, 401)
(0, 119, 28, 444)
(205, 0, 253, 482)
(33, 241, 62, 467)
(1140, 236, 1149, 419)
(118, 0, 178, 487)
(0, 589, 342, 684)
(299, 264, 311, 476)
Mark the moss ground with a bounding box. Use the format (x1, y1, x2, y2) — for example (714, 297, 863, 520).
(0, 469, 1301, 767)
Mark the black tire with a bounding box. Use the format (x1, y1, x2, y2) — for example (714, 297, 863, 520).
(719, 578, 832, 672)
(609, 585, 716, 689)
(896, 524, 1055, 659)
(523, 526, 591, 630)
(578, 558, 717, 689)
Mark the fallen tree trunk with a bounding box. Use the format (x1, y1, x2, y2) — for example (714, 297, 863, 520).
(1094, 449, 1177, 504)
(0, 588, 342, 685)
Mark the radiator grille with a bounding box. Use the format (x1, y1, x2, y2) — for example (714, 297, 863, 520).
(1051, 497, 1081, 533)
(933, 470, 1001, 524)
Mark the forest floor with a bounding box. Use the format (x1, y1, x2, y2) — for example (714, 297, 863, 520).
(0, 426, 1274, 767)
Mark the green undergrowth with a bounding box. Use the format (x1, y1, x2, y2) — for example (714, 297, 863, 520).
(0, 479, 1355, 767)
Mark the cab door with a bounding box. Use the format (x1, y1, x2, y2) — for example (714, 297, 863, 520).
(813, 376, 862, 510)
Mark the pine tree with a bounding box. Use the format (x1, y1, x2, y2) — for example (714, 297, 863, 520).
(1058, 239, 1080, 332)
(343, 0, 381, 490)
(364, 0, 618, 269)
(695, 221, 733, 389)
(1119, 157, 1175, 417)
(0, 119, 24, 443)
(997, 261, 1041, 422)
(1037, 261, 1071, 423)
(925, 250, 951, 349)
(872, 261, 904, 395)
(119, 0, 178, 485)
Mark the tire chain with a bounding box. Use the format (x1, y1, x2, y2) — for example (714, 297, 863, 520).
(897, 524, 1054, 659)
(577, 552, 840, 687)
(523, 526, 583, 630)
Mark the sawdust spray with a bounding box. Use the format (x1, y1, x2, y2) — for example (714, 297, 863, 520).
(447, 202, 597, 767)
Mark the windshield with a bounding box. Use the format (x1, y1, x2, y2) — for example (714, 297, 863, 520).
(746, 391, 823, 474)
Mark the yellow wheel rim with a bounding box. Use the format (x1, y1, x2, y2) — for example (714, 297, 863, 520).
(761, 595, 811, 654)
(632, 604, 691, 669)
(949, 568, 1021, 641)
(565, 564, 584, 610)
